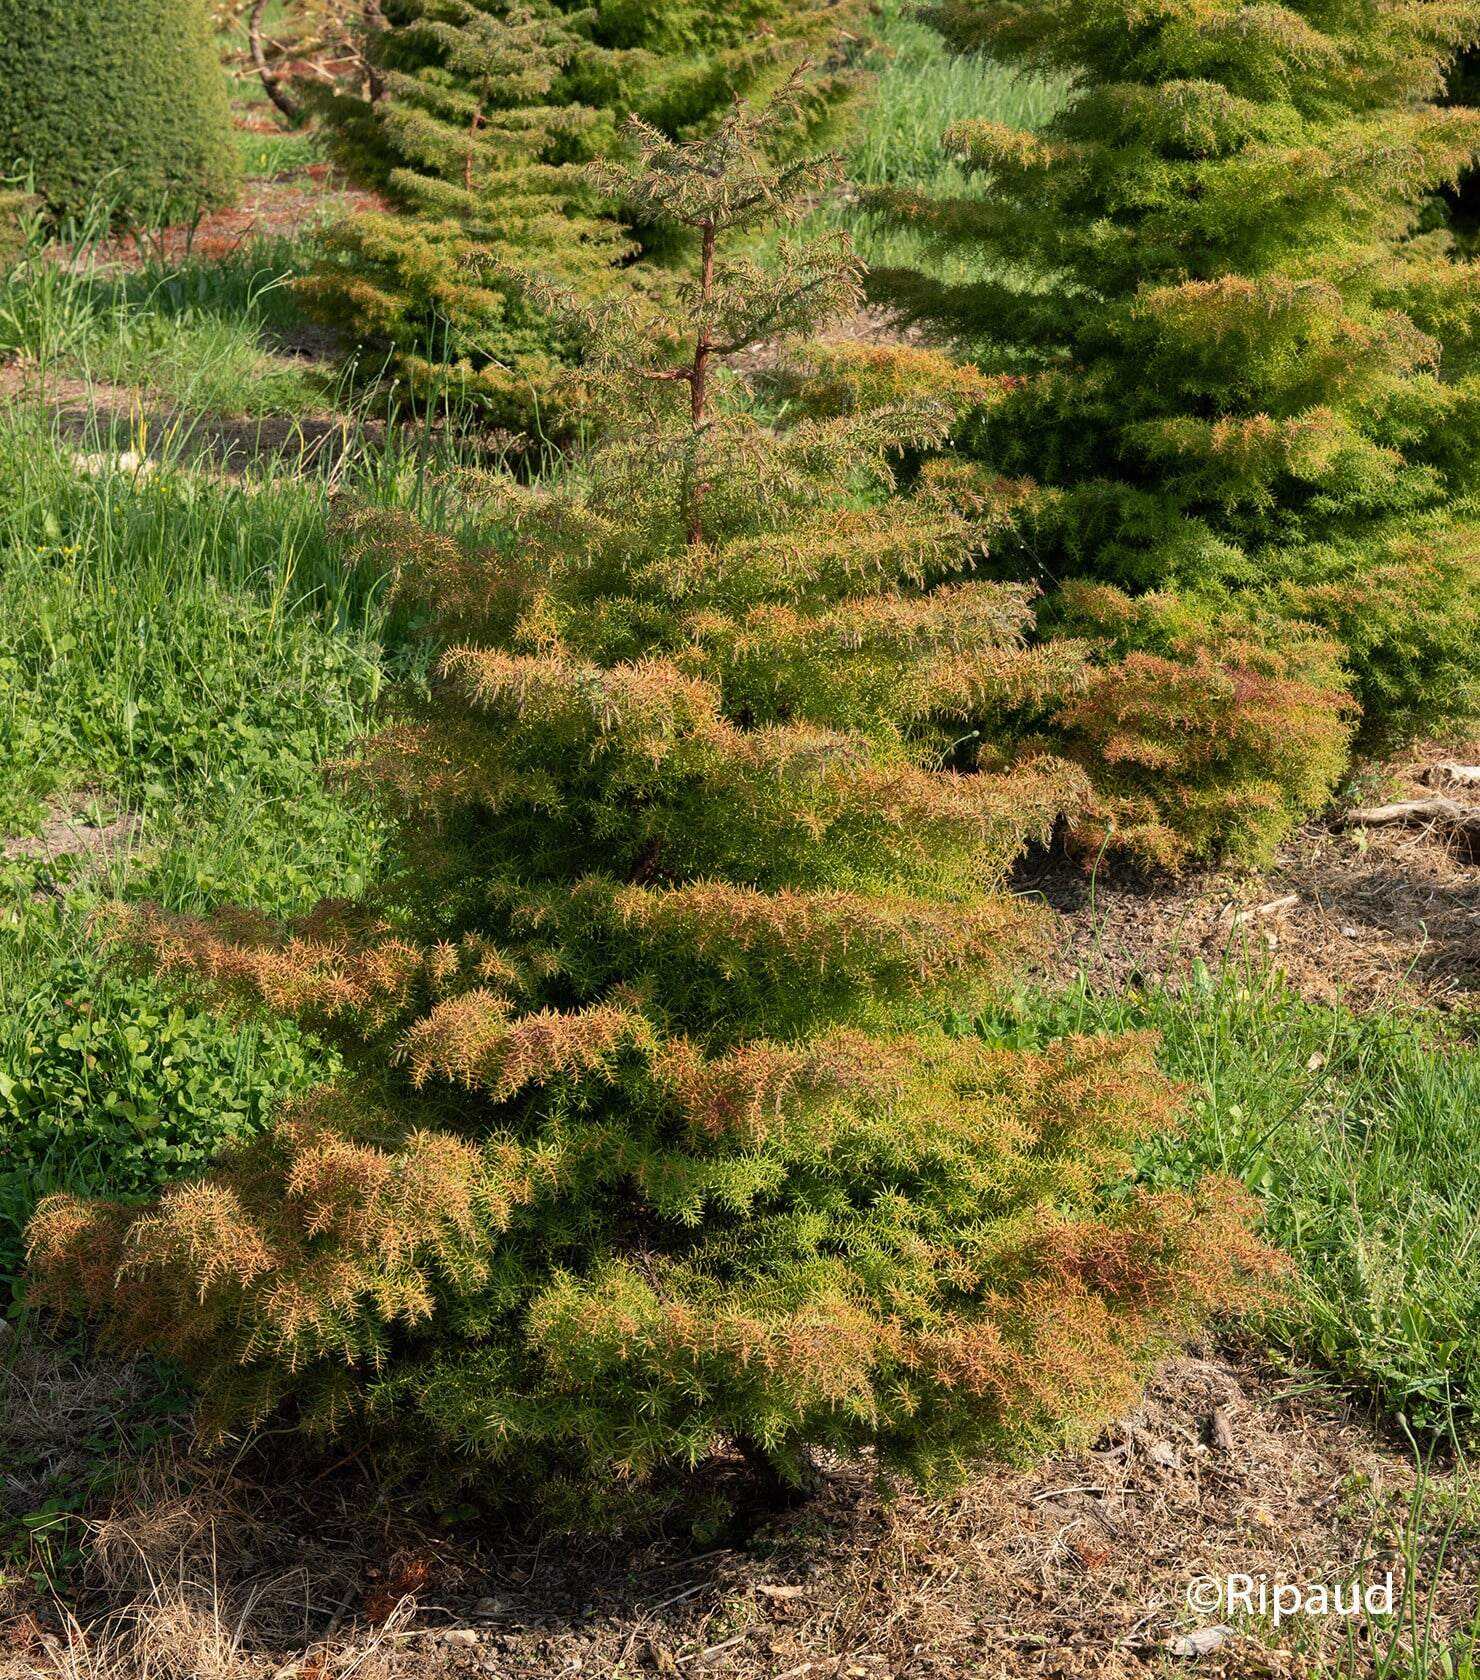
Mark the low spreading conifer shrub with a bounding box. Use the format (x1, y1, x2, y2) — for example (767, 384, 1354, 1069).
(299, 0, 865, 432)
(868, 0, 1480, 861)
(0, 0, 239, 225)
(28, 88, 1274, 1511)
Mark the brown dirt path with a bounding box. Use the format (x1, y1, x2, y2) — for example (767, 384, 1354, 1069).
(0, 361, 383, 479)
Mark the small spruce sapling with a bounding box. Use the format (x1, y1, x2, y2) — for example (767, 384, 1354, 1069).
(300, 0, 866, 433)
(29, 84, 1274, 1513)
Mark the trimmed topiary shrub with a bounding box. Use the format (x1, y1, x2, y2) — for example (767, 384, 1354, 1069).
(27, 88, 1272, 1516)
(299, 0, 866, 433)
(869, 0, 1480, 858)
(0, 0, 239, 225)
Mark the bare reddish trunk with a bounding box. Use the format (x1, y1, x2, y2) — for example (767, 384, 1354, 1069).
(686, 220, 717, 546)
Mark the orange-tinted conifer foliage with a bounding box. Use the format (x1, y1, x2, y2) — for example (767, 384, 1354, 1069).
(28, 84, 1275, 1505)
(1047, 584, 1355, 871)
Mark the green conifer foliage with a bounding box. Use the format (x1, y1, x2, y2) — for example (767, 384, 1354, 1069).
(29, 88, 1271, 1507)
(300, 0, 865, 430)
(870, 0, 1480, 853)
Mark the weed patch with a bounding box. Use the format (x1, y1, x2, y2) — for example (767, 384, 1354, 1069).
(0, 416, 406, 1287)
(0, 211, 333, 416)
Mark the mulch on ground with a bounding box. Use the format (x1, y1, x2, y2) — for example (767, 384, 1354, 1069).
(2, 1329, 1474, 1679)
(81, 161, 381, 272)
(1019, 743, 1480, 1012)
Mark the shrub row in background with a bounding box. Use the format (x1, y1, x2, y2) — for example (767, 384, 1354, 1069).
(0, 0, 238, 225)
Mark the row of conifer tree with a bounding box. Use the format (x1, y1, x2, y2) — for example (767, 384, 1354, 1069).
(294, 0, 1480, 869)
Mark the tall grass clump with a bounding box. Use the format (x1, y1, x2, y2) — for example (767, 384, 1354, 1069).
(0, 205, 333, 417)
(0, 413, 390, 835)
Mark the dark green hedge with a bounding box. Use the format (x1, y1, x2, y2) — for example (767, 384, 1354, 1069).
(0, 0, 239, 225)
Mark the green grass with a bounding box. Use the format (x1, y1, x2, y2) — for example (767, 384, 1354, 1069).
(235, 124, 325, 179)
(847, 5, 1060, 189)
(751, 0, 1062, 276)
(0, 410, 388, 833)
(819, 0, 1062, 275)
(0, 204, 333, 416)
(0, 407, 475, 1291)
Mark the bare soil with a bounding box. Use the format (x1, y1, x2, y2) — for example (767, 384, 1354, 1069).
(2, 807, 143, 905)
(2, 1329, 1473, 1680)
(1, 810, 140, 872)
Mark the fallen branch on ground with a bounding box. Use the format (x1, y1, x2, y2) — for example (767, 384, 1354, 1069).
(1429, 763, 1480, 787)
(1341, 797, 1480, 846)
(1231, 894, 1300, 925)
